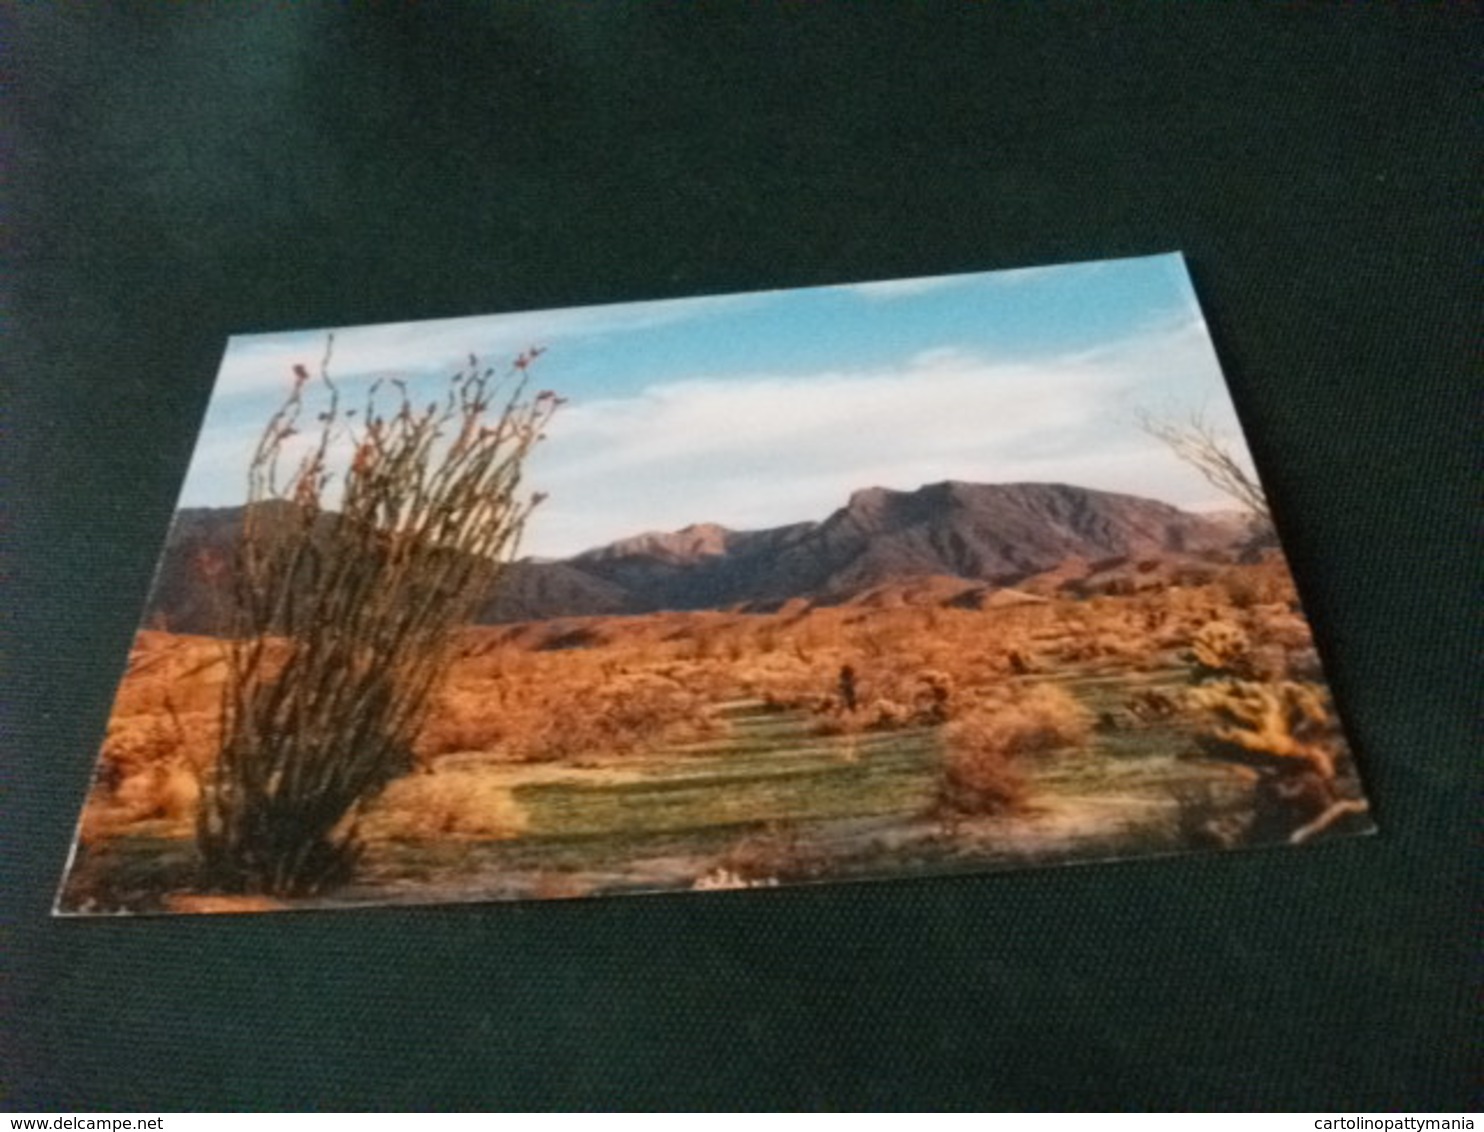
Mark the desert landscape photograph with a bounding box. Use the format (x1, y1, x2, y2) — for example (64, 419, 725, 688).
(56, 253, 1374, 915)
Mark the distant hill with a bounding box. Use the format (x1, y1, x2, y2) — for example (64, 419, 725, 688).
(144, 483, 1255, 633)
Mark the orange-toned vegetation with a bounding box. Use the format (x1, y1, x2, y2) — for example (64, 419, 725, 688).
(78, 553, 1334, 855)
(358, 766, 528, 841)
(80, 632, 298, 843)
(81, 633, 222, 842)
(195, 347, 559, 896)
(937, 684, 1094, 817)
(417, 635, 730, 764)
(1183, 652, 1366, 845)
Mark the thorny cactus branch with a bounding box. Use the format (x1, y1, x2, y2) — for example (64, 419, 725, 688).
(198, 338, 560, 896)
(1188, 679, 1337, 781)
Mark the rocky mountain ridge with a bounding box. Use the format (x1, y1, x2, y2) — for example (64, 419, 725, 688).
(145, 482, 1256, 631)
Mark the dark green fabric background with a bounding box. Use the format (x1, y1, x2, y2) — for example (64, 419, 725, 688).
(5, 3, 1479, 1112)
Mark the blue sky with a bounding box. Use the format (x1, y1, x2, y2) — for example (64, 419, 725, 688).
(183, 252, 1256, 558)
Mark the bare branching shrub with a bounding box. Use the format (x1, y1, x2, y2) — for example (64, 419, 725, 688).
(1136, 409, 1273, 534)
(198, 341, 559, 895)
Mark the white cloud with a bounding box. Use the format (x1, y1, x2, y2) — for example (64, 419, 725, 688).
(186, 287, 1255, 560)
(520, 318, 1246, 557)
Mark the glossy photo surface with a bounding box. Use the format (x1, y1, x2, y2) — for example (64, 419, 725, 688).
(55, 253, 1374, 915)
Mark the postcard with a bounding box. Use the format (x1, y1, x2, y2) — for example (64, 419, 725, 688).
(55, 252, 1374, 915)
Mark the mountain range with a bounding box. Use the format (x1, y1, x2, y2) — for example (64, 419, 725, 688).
(144, 482, 1256, 634)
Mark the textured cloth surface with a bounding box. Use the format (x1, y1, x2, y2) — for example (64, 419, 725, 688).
(5, 5, 1478, 1111)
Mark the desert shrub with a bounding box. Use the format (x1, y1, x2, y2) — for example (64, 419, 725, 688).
(865, 697, 913, 730)
(1053, 631, 1140, 665)
(198, 343, 557, 896)
(502, 669, 725, 763)
(83, 700, 219, 843)
(935, 731, 1026, 817)
(1189, 620, 1252, 678)
(90, 637, 235, 789)
(1185, 620, 1368, 845)
(1189, 679, 1336, 778)
(98, 713, 186, 789)
(79, 758, 203, 845)
(914, 668, 954, 722)
(114, 761, 201, 824)
(1218, 559, 1299, 610)
(359, 767, 527, 840)
(414, 623, 742, 766)
(414, 689, 512, 759)
(1188, 677, 1344, 841)
(810, 707, 864, 738)
(800, 663, 959, 735)
(1218, 570, 1263, 609)
(936, 684, 1091, 816)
